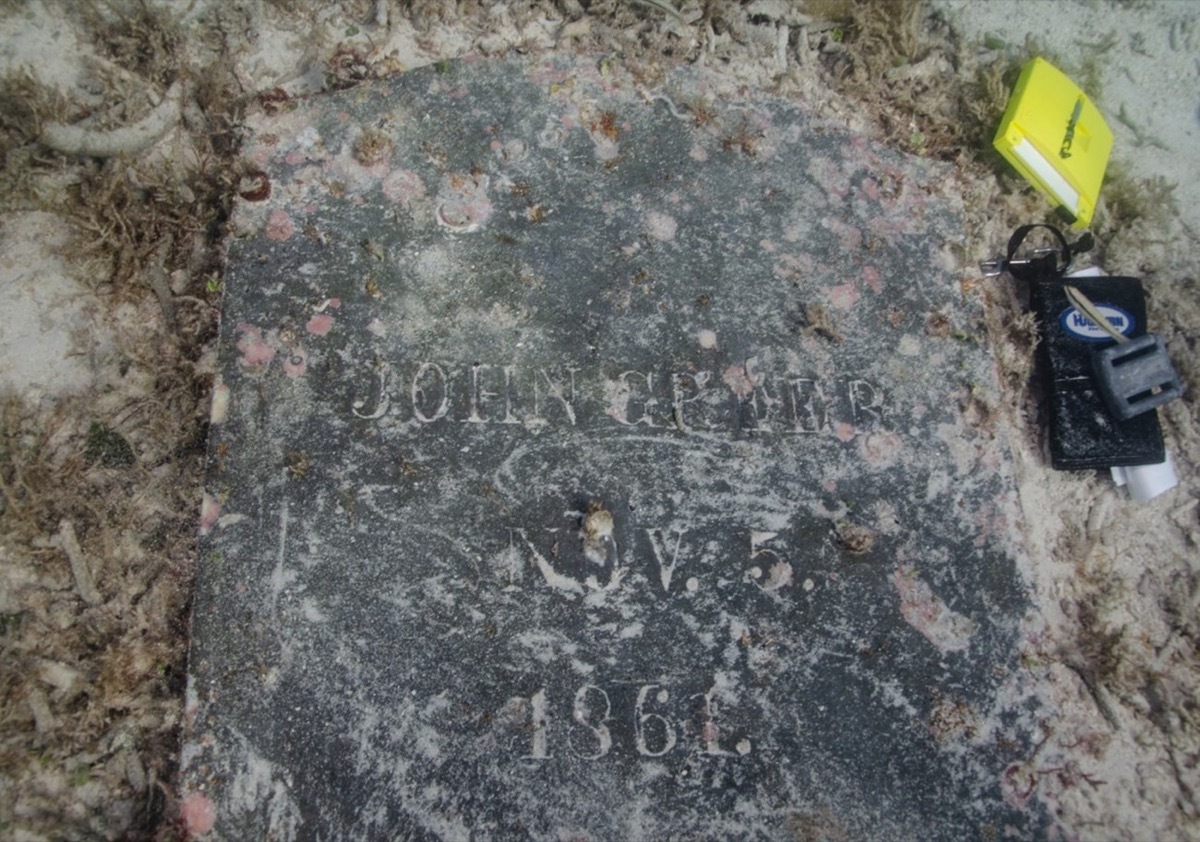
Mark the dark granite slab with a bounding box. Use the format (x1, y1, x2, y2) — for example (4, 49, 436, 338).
(182, 55, 1044, 840)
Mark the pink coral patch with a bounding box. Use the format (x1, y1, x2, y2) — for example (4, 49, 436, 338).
(863, 265, 883, 293)
(181, 793, 217, 836)
(235, 324, 276, 367)
(822, 218, 863, 251)
(892, 564, 977, 654)
(826, 283, 860, 310)
(382, 169, 426, 206)
(265, 209, 295, 241)
(722, 364, 755, 399)
(306, 313, 334, 336)
(859, 431, 902, 467)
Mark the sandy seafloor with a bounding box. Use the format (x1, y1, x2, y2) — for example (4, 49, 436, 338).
(0, 0, 1197, 839)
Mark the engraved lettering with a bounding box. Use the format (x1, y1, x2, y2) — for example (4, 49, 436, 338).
(390, 359, 884, 437)
(847, 379, 885, 430)
(738, 371, 785, 433)
(608, 371, 658, 427)
(501, 366, 520, 425)
(535, 368, 578, 426)
(508, 525, 623, 595)
(787, 378, 828, 434)
(569, 685, 613, 759)
(690, 692, 737, 756)
(634, 684, 678, 757)
(351, 360, 391, 420)
(524, 688, 551, 759)
(645, 526, 688, 593)
(748, 531, 793, 592)
(509, 528, 584, 597)
(466, 362, 498, 424)
(671, 371, 714, 431)
(513, 681, 746, 760)
(411, 362, 450, 423)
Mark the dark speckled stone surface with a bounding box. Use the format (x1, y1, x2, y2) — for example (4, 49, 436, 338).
(182, 54, 1046, 840)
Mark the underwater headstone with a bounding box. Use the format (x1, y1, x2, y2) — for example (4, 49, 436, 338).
(182, 55, 1045, 839)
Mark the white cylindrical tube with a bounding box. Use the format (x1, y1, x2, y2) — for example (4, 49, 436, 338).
(1111, 455, 1178, 502)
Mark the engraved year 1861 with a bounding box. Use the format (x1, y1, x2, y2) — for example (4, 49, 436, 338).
(512, 681, 752, 761)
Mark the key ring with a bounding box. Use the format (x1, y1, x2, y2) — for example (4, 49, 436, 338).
(979, 224, 1094, 281)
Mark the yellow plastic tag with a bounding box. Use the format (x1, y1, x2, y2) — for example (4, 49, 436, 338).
(994, 58, 1113, 228)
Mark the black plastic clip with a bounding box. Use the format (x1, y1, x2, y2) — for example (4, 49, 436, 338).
(979, 224, 1094, 280)
(1062, 283, 1184, 420)
(1092, 333, 1184, 420)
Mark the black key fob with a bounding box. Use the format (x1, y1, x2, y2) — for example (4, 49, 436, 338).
(1029, 274, 1165, 469)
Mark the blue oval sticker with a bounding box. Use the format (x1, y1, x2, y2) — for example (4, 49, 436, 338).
(1059, 304, 1135, 342)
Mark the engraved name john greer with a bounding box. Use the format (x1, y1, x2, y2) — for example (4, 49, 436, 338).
(351, 359, 888, 436)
